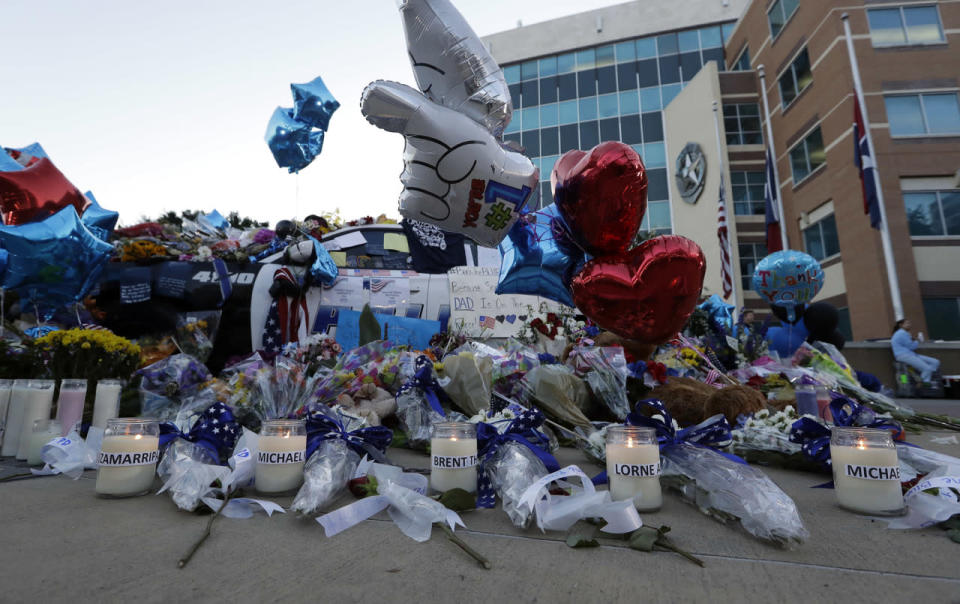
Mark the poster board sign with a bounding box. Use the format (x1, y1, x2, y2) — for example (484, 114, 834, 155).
(447, 267, 567, 338)
(334, 310, 440, 351)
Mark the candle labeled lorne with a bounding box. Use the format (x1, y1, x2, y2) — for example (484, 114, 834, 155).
(830, 427, 904, 515)
(606, 425, 662, 512)
(255, 419, 306, 494)
(95, 418, 160, 497)
(430, 422, 478, 493)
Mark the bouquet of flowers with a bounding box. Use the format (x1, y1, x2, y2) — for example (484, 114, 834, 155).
(435, 346, 493, 417)
(138, 353, 213, 420)
(34, 328, 141, 381)
(566, 345, 631, 420)
(515, 306, 587, 357)
(394, 356, 462, 449)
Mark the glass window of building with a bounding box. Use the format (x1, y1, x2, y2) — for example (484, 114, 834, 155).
(903, 190, 960, 236)
(723, 103, 762, 145)
(739, 242, 768, 290)
(922, 298, 960, 340)
(731, 171, 766, 215)
(885, 93, 960, 136)
(802, 214, 840, 261)
(700, 25, 722, 49)
(789, 126, 825, 183)
(868, 6, 945, 46)
(836, 307, 853, 342)
(778, 48, 812, 108)
(768, 0, 799, 38)
(732, 46, 750, 71)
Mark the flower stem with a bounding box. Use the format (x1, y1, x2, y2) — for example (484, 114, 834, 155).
(178, 487, 236, 569)
(439, 523, 491, 570)
(655, 538, 705, 567)
(0, 472, 34, 482)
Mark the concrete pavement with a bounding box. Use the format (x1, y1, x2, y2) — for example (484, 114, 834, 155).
(1, 401, 959, 603)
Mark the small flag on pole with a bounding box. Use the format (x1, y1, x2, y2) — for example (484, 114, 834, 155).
(717, 174, 734, 299)
(764, 147, 783, 252)
(854, 96, 882, 229)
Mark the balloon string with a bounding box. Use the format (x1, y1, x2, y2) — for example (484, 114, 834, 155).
(295, 173, 300, 221)
(0, 288, 4, 338)
(74, 304, 82, 328)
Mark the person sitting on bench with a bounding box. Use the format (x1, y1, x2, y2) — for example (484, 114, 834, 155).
(891, 319, 940, 385)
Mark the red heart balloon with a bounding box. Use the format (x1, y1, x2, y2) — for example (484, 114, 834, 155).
(0, 158, 89, 225)
(571, 235, 706, 344)
(552, 141, 647, 256)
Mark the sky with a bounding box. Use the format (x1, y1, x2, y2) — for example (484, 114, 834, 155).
(0, 0, 626, 227)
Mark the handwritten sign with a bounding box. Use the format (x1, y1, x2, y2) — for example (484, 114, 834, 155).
(335, 310, 440, 351)
(447, 267, 567, 337)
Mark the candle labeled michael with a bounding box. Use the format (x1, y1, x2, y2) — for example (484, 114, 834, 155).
(830, 427, 904, 515)
(606, 425, 662, 512)
(430, 422, 478, 494)
(95, 418, 160, 497)
(255, 419, 306, 494)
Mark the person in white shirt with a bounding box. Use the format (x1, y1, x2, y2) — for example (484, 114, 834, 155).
(891, 319, 940, 384)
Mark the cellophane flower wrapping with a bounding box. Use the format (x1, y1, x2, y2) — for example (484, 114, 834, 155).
(660, 442, 808, 547)
(517, 365, 593, 430)
(254, 356, 321, 420)
(291, 438, 361, 515)
(566, 346, 631, 420)
(436, 347, 492, 416)
(138, 353, 212, 420)
(395, 386, 461, 450)
(156, 439, 231, 512)
(486, 441, 549, 528)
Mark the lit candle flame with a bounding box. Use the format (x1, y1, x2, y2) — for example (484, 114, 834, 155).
(134, 434, 142, 440)
(450, 437, 458, 442)
(856, 438, 866, 450)
(627, 438, 635, 448)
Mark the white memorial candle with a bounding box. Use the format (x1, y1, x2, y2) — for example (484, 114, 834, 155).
(830, 427, 904, 515)
(430, 422, 478, 494)
(26, 419, 62, 466)
(95, 419, 160, 497)
(55, 379, 88, 436)
(255, 419, 306, 494)
(91, 380, 123, 430)
(0, 380, 14, 449)
(17, 380, 55, 460)
(1, 380, 31, 457)
(606, 426, 662, 512)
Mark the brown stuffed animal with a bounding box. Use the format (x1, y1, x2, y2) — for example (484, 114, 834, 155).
(335, 383, 397, 426)
(704, 385, 767, 424)
(648, 377, 717, 427)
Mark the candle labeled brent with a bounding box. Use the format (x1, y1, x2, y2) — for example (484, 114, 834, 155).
(430, 422, 478, 493)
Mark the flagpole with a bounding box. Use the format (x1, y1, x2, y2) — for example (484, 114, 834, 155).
(712, 101, 738, 302)
(756, 64, 789, 249)
(842, 13, 904, 321)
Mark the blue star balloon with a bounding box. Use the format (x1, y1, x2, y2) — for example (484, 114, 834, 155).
(199, 209, 228, 232)
(0, 248, 8, 277)
(81, 191, 120, 235)
(291, 76, 340, 132)
(265, 107, 324, 173)
(751, 249, 824, 323)
(496, 203, 585, 307)
(698, 293, 735, 333)
(0, 205, 114, 310)
(0, 148, 23, 172)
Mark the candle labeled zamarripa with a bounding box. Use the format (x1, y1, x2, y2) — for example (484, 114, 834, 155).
(95, 418, 160, 498)
(98, 450, 161, 466)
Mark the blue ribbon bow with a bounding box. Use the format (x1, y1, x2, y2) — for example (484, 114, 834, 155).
(159, 402, 242, 464)
(394, 355, 448, 417)
(594, 398, 744, 485)
(304, 406, 393, 462)
(475, 408, 560, 508)
(789, 395, 903, 470)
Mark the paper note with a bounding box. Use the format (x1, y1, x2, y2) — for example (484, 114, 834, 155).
(320, 276, 365, 308)
(369, 277, 409, 310)
(329, 251, 347, 266)
(476, 246, 502, 268)
(384, 233, 410, 253)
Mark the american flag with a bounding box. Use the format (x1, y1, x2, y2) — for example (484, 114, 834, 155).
(717, 174, 734, 299)
(479, 316, 496, 330)
(262, 267, 309, 354)
(764, 147, 783, 252)
(854, 96, 882, 229)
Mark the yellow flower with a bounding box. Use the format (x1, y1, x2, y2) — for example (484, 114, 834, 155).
(81, 342, 91, 349)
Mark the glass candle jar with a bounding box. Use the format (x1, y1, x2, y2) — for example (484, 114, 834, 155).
(16, 380, 55, 461)
(0, 379, 13, 449)
(606, 425, 662, 512)
(27, 419, 62, 466)
(255, 419, 307, 494)
(830, 427, 904, 515)
(95, 418, 160, 497)
(56, 379, 88, 437)
(430, 422, 478, 494)
(1, 380, 31, 457)
(816, 386, 833, 421)
(91, 380, 123, 430)
(794, 384, 817, 417)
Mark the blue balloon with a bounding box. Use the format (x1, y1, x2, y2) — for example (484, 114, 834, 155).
(265, 107, 324, 173)
(496, 203, 585, 307)
(308, 235, 338, 286)
(199, 209, 228, 232)
(0, 205, 114, 309)
(10, 142, 49, 161)
(291, 76, 340, 132)
(698, 293, 735, 333)
(766, 322, 809, 358)
(0, 248, 8, 277)
(81, 191, 120, 235)
(751, 250, 824, 323)
(0, 149, 23, 172)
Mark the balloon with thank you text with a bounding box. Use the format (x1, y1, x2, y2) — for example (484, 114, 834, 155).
(751, 250, 824, 324)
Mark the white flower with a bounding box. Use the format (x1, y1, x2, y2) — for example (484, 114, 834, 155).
(755, 409, 770, 420)
(197, 246, 212, 260)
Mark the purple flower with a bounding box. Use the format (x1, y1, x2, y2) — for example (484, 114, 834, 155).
(254, 229, 275, 244)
